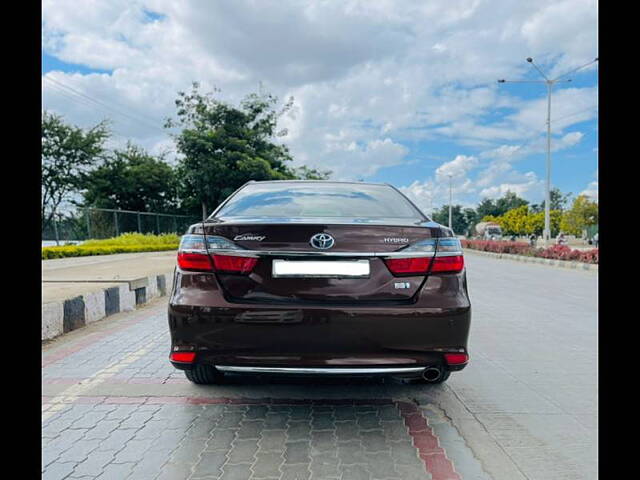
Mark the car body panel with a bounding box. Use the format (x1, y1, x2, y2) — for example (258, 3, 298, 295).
(168, 181, 470, 377)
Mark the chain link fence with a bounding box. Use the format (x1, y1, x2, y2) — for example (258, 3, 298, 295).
(42, 207, 200, 245)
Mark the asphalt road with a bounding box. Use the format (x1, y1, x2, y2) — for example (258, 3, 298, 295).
(42, 252, 597, 480)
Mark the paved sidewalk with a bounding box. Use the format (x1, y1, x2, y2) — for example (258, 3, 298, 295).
(42, 251, 177, 341)
(42, 253, 597, 480)
(43, 251, 177, 303)
(43, 300, 489, 480)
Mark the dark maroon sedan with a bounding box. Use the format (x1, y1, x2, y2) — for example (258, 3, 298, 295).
(168, 181, 470, 384)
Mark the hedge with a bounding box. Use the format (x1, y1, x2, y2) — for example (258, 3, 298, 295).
(42, 232, 180, 259)
(461, 239, 598, 264)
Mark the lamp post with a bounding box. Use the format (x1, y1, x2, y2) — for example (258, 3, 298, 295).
(498, 57, 598, 246)
(448, 174, 453, 230)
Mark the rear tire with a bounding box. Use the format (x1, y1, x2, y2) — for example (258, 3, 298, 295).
(184, 364, 224, 385)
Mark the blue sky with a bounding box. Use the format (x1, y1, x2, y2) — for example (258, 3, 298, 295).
(42, 0, 598, 214)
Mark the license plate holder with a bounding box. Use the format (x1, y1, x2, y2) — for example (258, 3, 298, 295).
(272, 259, 370, 278)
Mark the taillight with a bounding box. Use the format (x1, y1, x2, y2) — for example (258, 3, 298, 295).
(444, 352, 468, 365)
(431, 255, 464, 273)
(212, 254, 258, 274)
(384, 257, 431, 275)
(177, 234, 257, 274)
(170, 351, 196, 363)
(384, 237, 464, 276)
(177, 252, 213, 271)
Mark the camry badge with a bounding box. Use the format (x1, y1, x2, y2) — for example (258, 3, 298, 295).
(234, 234, 266, 241)
(310, 233, 335, 250)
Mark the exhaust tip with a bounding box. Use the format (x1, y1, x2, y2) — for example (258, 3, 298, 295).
(422, 366, 442, 383)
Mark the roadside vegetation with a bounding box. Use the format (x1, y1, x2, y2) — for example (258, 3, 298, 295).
(42, 83, 331, 243)
(432, 189, 598, 240)
(42, 233, 180, 259)
(461, 240, 598, 264)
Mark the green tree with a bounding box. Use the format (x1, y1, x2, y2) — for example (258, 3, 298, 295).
(526, 210, 563, 236)
(495, 191, 529, 213)
(475, 198, 500, 220)
(476, 191, 528, 220)
(560, 195, 598, 236)
(167, 83, 298, 218)
(499, 205, 531, 235)
(42, 111, 110, 231)
(82, 143, 178, 212)
(432, 205, 469, 235)
(531, 187, 572, 213)
(462, 208, 479, 236)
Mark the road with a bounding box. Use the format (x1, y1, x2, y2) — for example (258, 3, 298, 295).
(42, 253, 597, 480)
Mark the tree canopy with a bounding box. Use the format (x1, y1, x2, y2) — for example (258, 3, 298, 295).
(82, 143, 179, 213)
(560, 195, 598, 236)
(166, 83, 326, 218)
(42, 111, 110, 230)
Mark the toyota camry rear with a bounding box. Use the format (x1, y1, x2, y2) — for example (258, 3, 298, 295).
(168, 181, 471, 384)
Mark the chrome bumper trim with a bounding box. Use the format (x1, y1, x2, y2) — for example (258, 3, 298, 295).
(215, 366, 426, 375)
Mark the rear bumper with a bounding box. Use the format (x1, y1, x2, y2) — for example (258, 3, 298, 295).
(168, 302, 470, 370)
(168, 268, 471, 372)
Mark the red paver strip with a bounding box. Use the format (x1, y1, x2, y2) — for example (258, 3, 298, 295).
(103, 396, 150, 405)
(73, 396, 107, 405)
(397, 400, 461, 480)
(42, 378, 86, 385)
(43, 377, 190, 385)
(41, 395, 398, 406)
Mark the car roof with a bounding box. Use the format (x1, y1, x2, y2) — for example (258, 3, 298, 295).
(245, 180, 390, 187)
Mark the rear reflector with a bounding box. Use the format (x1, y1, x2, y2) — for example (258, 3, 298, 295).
(170, 352, 196, 363)
(444, 353, 469, 365)
(177, 252, 213, 271)
(431, 255, 464, 273)
(212, 254, 258, 274)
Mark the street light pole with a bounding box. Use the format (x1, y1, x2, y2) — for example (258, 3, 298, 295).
(498, 57, 598, 246)
(448, 175, 453, 230)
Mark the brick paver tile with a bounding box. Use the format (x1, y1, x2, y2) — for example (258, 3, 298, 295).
(95, 461, 135, 480)
(227, 438, 259, 464)
(192, 451, 229, 478)
(43, 461, 77, 480)
(220, 462, 253, 480)
(336, 439, 366, 466)
(284, 440, 311, 465)
(252, 451, 285, 478)
(281, 463, 312, 480)
(70, 451, 114, 477)
(207, 428, 238, 451)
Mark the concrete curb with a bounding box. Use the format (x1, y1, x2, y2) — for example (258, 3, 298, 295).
(42, 271, 173, 341)
(464, 248, 598, 272)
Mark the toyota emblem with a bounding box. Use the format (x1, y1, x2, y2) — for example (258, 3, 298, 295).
(310, 233, 335, 250)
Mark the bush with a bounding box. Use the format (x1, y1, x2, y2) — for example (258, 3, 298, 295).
(461, 239, 598, 264)
(42, 232, 180, 259)
(81, 232, 180, 247)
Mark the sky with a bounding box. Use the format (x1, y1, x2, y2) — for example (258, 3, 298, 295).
(41, 0, 598, 216)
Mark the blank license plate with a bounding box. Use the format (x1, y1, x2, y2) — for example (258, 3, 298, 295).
(272, 259, 370, 278)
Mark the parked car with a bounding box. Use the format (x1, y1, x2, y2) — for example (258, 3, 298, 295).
(168, 181, 471, 385)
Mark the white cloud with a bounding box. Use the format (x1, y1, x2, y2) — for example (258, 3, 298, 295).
(435, 155, 478, 181)
(42, 0, 597, 198)
(580, 181, 598, 201)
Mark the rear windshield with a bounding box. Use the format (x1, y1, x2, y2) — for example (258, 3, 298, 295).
(215, 183, 424, 219)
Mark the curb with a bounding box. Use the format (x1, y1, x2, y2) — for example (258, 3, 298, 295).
(463, 248, 598, 272)
(42, 271, 173, 341)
